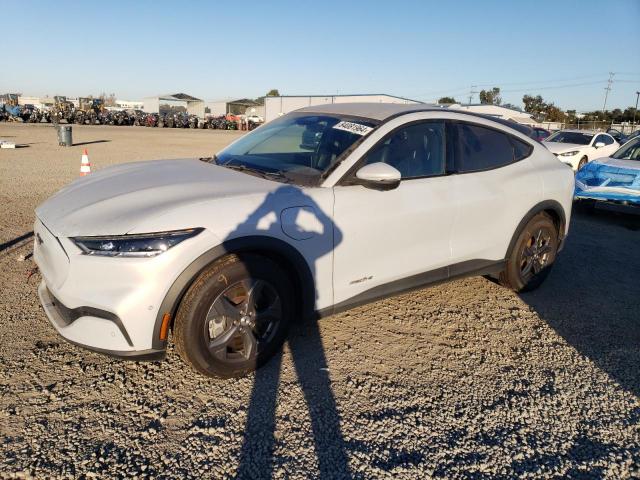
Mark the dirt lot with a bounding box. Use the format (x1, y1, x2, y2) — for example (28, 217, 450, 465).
(1, 123, 638, 479)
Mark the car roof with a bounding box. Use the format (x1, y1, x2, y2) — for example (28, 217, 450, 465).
(295, 102, 444, 121)
(558, 129, 599, 134)
(294, 102, 537, 139)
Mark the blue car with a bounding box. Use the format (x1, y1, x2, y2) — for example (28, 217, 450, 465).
(575, 137, 640, 205)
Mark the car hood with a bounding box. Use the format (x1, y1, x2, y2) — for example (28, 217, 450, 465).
(542, 142, 586, 154)
(36, 159, 279, 237)
(595, 157, 640, 171)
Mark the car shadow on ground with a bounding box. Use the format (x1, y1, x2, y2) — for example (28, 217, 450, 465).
(520, 207, 640, 398)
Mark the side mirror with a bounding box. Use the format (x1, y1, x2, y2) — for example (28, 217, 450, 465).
(594, 142, 605, 148)
(355, 162, 401, 190)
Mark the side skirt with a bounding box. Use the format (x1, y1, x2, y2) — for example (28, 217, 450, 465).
(316, 259, 505, 319)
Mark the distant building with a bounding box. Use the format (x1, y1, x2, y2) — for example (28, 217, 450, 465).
(143, 93, 205, 118)
(18, 96, 42, 107)
(116, 99, 144, 110)
(205, 98, 264, 117)
(264, 94, 421, 122)
(205, 99, 232, 117)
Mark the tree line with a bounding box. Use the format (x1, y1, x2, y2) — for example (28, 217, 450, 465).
(438, 87, 638, 123)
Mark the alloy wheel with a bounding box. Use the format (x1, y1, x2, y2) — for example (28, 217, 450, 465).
(203, 279, 282, 363)
(519, 227, 554, 281)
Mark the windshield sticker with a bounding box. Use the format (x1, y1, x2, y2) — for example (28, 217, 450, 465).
(332, 121, 373, 136)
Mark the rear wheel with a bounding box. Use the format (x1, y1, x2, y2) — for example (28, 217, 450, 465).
(173, 254, 293, 378)
(500, 213, 558, 292)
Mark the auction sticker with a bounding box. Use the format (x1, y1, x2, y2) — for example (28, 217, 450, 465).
(332, 121, 373, 136)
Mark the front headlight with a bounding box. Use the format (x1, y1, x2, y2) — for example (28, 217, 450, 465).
(72, 228, 203, 257)
(559, 150, 580, 157)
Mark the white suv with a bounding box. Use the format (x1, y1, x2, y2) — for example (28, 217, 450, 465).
(34, 103, 574, 377)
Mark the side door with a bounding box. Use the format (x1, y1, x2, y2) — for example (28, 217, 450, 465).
(331, 120, 456, 307)
(447, 120, 542, 266)
(591, 134, 606, 159)
(595, 134, 618, 158)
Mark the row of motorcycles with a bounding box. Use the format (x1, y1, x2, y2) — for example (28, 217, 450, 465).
(136, 113, 249, 130)
(0, 105, 257, 130)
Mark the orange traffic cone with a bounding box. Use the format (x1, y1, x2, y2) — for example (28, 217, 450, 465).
(80, 149, 91, 176)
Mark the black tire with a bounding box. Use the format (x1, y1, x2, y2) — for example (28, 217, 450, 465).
(173, 254, 294, 378)
(499, 212, 558, 293)
(577, 156, 588, 171)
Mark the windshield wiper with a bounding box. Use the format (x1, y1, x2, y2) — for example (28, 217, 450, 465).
(199, 154, 220, 164)
(222, 163, 292, 183)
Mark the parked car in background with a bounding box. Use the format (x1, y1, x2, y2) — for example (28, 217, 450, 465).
(34, 103, 574, 378)
(532, 127, 551, 142)
(575, 136, 640, 206)
(622, 129, 640, 143)
(606, 128, 628, 145)
(246, 114, 264, 124)
(543, 130, 619, 170)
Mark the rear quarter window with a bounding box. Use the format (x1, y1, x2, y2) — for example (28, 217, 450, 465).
(452, 122, 531, 173)
(511, 136, 533, 161)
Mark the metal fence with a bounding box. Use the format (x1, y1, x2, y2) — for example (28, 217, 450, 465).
(537, 121, 640, 133)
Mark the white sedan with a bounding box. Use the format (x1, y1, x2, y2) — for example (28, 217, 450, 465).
(34, 103, 574, 377)
(246, 114, 264, 123)
(543, 129, 619, 170)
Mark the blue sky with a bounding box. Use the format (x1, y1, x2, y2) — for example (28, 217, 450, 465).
(2, 0, 639, 111)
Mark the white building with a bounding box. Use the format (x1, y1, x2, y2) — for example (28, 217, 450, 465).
(18, 96, 42, 107)
(205, 99, 264, 117)
(116, 99, 144, 110)
(264, 94, 421, 122)
(143, 93, 205, 118)
(205, 99, 233, 117)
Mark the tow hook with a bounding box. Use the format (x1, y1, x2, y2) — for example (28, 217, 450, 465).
(26, 265, 39, 282)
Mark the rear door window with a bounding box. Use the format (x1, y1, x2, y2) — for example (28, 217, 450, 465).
(593, 134, 607, 146)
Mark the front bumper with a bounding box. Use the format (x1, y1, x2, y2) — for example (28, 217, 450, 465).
(33, 218, 220, 358)
(553, 153, 580, 170)
(38, 281, 165, 361)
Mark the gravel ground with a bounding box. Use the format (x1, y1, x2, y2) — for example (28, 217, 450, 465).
(0, 123, 638, 479)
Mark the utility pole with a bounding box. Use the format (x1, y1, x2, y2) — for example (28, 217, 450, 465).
(633, 91, 639, 128)
(601, 72, 615, 115)
(468, 85, 477, 105)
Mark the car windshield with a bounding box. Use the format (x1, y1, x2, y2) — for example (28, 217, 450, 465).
(545, 131, 593, 145)
(213, 113, 377, 186)
(612, 138, 640, 161)
(626, 130, 640, 141)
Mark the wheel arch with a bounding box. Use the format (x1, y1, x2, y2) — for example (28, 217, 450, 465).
(505, 200, 567, 261)
(151, 236, 315, 350)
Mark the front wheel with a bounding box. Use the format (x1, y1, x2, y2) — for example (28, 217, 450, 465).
(499, 213, 558, 292)
(173, 254, 294, 378)
(577, 156, 588, 171)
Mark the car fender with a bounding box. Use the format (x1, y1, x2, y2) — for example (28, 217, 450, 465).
(505, 200, 567, 261)
(151, 235, 316, 350)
